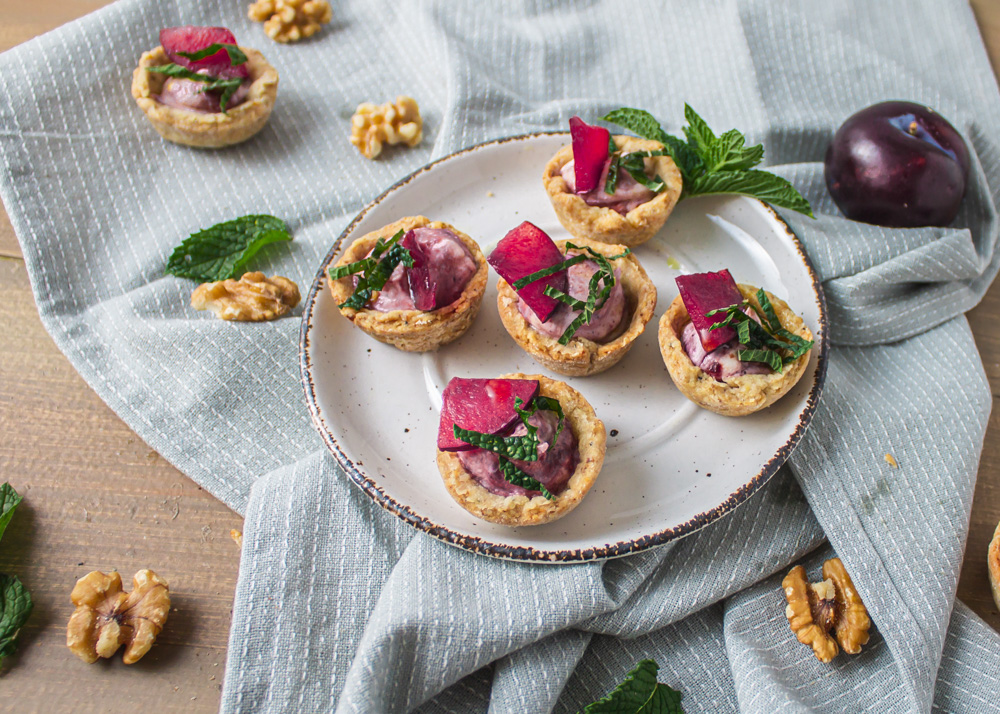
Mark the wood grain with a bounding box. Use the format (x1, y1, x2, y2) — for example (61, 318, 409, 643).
(0, 3, 999, 712)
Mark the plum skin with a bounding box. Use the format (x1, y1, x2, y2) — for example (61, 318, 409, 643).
(824, 100, 970, 228)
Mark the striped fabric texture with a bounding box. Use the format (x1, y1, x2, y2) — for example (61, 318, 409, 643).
(1, 0, 999, 711)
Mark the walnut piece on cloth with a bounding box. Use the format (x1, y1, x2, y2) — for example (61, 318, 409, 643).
(349, 96, 423, 159)
(783, 558, 871, 662)
(248, 0, 333, 43)
(191, 272, 300, 321)
(66, 569, 170, 664)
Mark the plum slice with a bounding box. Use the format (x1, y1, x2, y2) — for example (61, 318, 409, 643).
(488, 221, 567, 322)
(569, 116, 611, 194)
(437, 378, 540, 452)
(401, 230, 435, 311)
(159, 26, 249, 80)
(675, 269, 743, 351)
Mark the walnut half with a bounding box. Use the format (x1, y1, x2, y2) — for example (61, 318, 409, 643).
(67, 569, 170, 664)
(782, 558, 871, 663)
(350, 96, 423, 160)
(248, 0, 333, 43)
(191, 272, 300, 321)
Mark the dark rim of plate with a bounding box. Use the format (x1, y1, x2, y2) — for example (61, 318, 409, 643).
(299, 131, 830, 563)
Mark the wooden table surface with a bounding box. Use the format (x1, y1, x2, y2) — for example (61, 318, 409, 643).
(1, 2, 999, 711)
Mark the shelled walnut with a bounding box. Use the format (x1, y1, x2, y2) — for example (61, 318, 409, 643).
(248, 0, 332, 43)
(191, 272, 300, 321)
(67, 569, 170, 664)
(349, 96, 423, 159)
(782, 558, 871, 663)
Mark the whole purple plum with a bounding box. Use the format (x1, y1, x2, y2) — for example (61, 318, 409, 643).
(824, 101, 970, 227)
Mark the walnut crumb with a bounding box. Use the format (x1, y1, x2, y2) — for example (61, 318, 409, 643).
(67, 569, 170, 664)
(782, 558, 871, 662)
(349, 96, 423, 159)
(247, 0, 332, 43)
(191, 272, 300, 321)
(885, 453, 898, 468)
(230, 529, 244, 547)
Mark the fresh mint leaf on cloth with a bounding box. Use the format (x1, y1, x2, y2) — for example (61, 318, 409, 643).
(602, 105, 813, 217)
(0, 483, 22, 542)
(582, 659, 684, 713)
(165, 215, 291, 282)
(0, 574, 33, 659)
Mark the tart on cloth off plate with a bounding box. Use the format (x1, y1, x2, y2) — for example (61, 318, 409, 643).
(543, 117, 682, 247)
(436, 374, 606, 526)
(659, 269, 814, 417)
(491, 223, 656, 377)
(132, 26, 278, 148)
(328, 215, 488, 352)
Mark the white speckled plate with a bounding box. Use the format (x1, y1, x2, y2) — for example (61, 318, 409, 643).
(301, 133, 827, 562)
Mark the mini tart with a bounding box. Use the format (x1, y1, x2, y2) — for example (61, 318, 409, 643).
(659, 284, 813, 417)
(329, 216, 488, 352)
(131, 46, 278, 148)
(496, 237, 656, 377)
(543, 135, 683, 247)
(436, 373, 606, 526)
(990, 520, 1000, 614)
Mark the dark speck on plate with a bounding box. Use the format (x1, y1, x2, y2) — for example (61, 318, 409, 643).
(609, 429, 619, 437)
(706, 473, 712, 477)
(404, 428, 410, 433)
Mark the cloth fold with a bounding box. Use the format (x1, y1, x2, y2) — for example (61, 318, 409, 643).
(2, 0, 1000, 712)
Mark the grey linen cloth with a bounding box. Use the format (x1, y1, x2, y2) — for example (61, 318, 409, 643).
(2, 0, 1000, 710)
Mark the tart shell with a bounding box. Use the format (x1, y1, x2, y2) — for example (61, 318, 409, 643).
(543, 135, 682, 247)
(436, 373, 607, 526)
(131, 46, 278, 149)
(496, 238, 656, 377)
(329, 216, 488, 352)
(658, 284, 813, 417)
(990, 520, 1000, 614)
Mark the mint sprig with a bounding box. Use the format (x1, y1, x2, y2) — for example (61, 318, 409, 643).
(146, 63, 245, 114)
(453, 396, 565, 500)
(705, 288, 814, 372)
(601, 105, 814, 217)
(177, 43, 248, 67)
(582, 659, 684, 713)
(329, 229, 414, 310)
(165, 214, 291, 282)
(0, 484, 32, 662)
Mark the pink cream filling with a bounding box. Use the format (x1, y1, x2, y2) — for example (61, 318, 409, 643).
(456, 409, 578, 497)
(561, 157, 656, 215)
(517, 258, 626, 343)
(365, 227, 476, 312)
(680, 316, 773, 382)
(155, 74, 251, 114)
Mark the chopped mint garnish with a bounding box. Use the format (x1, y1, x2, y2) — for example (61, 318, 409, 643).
(146, 62, 245, 113)
(543, 244, 630, 345)
(165, 214, 291, 282)
(582, 659, 684, 713)
(706, 288, 814, 372)
(177, 43, 248, 67)
(601, 105, 814, 217)
(0, 483, 31, 662)
(329, 229, 414, 311)
(453, 396, 565, 500)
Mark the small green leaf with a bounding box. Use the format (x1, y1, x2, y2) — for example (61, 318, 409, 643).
(704, 129, 764, 174)
(582, 659, 684, 713)
(165, 215, 291, 282)
(600, 108, 668, 143)
(682, 104, 717, 156)
(498, 458, 555, 500)
(687, 170, 814, 217)
(145, 63, 244, 114)
(0, 574, 32, 661)
(453, 423, 540, 462)
(177, 43, 248, 67)
(604, 152, 621, 195)
(0, 484, 22, 543)
(330, 230, 413, 311)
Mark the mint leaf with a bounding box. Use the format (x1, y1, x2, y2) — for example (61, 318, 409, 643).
(601, 108, 668, 143)
(329, 230, 413, 310)
(582, 659, 684, 714)
(0, 574, 32, 660)
(177, 43, 248, 67)
(704, 129, 764, 174)
(145, 63, 244, 113)
(165, 215, 291, 282)
(688, 170, 814, 217)
(682, 104, 717, 156)
(705, 294, 814, 372)
(0, 484, 22, 543)
(453, 423, 540, 461)
(498, 458, 555, 500)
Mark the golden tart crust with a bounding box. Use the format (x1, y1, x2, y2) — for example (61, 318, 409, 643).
(496, 237, 656, 377)
(989, 520, 1000, 614)
(328, 216, 488, 352)
(543, 135, 682, 247)
(436, 373, 606, 526)
(131, 46, 278, 148)
(658, 284, 813, 417)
